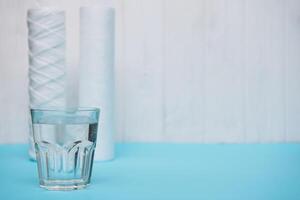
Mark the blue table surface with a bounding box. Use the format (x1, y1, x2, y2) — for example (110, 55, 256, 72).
(1, 143, 300, 200)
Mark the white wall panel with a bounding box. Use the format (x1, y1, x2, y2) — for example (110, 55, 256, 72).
(259, 0, 286, 142)
(164, 0, 206, 141)
(0, 0, 300, 143)
(203, 0, 245, 142)
(118, 0, 165, 141)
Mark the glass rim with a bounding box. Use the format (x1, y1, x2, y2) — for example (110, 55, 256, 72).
(30, 107, 100, 113)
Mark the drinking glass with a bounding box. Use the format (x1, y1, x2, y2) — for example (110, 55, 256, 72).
(31, 107, 100, 190)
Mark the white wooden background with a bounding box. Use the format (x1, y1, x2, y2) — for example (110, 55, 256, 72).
(0, 0, 300, 143)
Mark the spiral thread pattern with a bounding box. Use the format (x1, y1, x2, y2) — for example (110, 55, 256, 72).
(27, 9, 66, 107)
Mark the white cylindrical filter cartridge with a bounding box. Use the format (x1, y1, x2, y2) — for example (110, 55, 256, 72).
(27, 8, 66, 159)
(79, 6, 115, 161)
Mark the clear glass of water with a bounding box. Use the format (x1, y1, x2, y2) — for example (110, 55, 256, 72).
(31, 107, 100, 190)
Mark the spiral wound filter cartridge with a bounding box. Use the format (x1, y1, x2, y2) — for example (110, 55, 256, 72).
(79, 6, 115, 161)
(27, 8, 66, 159)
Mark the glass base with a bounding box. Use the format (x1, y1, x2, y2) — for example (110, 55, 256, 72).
(40, 184, 87, 191)
(39, 180, 89, 191)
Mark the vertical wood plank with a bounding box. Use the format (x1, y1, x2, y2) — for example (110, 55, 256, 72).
(138, 0, 165, 141)
(260, 0, 286, 142)
(121, 0, 143, 140)
(244, 0, 267, 142)
(245, 0, 286, 142)
(203, 0, 245, 142)
(121, 0, 164, 141)
(113, 0, 126, 141)
(222, 0, 246, 142)
(164, 0, 206, 141)
(203, 0, 226, 142)
(188, 0, 207, 142)
(286, 0, 300, 141)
